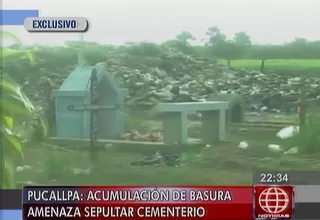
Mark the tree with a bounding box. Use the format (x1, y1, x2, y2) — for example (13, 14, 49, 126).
(205, 26, 226, 48)
(205, 27, 249, 64)
(204, 26, 228, 60)
(233, 32, 251, 47)
(176, 31, 195, 45)
(233, 32, 251, 58)
(217, 41, 242, 66)
(285, 38, 309, 59)
(162, 31, 196, 56)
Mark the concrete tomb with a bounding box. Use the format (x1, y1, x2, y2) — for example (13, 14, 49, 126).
(156, 101, 230, 144)
(207, 94, 245, 124)
(52, 64, 128, 139)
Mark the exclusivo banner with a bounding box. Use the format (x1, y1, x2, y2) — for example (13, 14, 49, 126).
(22, 186, 294, 220)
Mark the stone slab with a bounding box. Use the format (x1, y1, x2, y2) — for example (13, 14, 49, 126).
(156, 101, 229, 144)
(157, 101, 229, 112)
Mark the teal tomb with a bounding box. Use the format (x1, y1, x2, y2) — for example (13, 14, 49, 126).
(52, 64, 127, 139)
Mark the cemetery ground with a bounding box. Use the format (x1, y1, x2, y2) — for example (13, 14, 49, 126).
(15, 112, 320, 188)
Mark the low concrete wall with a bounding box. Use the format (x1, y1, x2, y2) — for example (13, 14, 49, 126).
(207, 94, 245, 124)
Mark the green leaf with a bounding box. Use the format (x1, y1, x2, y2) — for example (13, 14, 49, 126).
(1, 76, 34, 110)
(10, 93, 35, 112)
(1, 31, 35, 63)
(6, 135, 23, 154)
(3, 116, 13, 129)
(0, 98, 32, 116)
(2, 48, 35, 63)
(4, 133, 23, 158)
(1, 75, 20, 93)
(3, 127, 13, 135)
(2, 157, 16, 189)
(0, 31, 38, 190)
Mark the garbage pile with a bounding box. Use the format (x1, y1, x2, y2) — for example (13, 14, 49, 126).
(14, 46, 320, 112)
(111, 66, 320, 112)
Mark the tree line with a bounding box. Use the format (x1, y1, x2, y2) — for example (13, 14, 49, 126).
(164, 26, 320, 61)
(7, 25, 319, 72)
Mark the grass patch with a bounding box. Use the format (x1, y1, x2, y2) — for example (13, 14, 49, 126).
(16, 126, 320, 187)
(17, 138, 320, 187)
(14, 111, 320, 187)
(218, 59, 320, 76)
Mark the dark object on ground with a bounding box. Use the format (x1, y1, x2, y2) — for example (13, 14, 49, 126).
(130, 151, 181, 167)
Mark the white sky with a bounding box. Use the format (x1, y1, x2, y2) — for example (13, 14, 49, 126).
(2, 0, 320, 46)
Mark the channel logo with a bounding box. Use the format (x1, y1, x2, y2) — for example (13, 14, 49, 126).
(253, 185, 294, 220)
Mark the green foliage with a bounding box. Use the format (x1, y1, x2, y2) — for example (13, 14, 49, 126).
(289, 113, 320, 153)
(1, 74, 33, 188)
(218, 59, 320, 76)
(203, 26, 320, 60)
(1, 32, 46, 189)
(4, 28, 319, 85)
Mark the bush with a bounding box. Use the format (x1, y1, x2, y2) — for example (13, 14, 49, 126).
(293, 113, 320, 153)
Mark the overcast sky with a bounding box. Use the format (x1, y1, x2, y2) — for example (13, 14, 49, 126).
(3, 0, 320, 46)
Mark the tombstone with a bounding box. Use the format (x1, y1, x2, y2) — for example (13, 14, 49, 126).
(52, 64, 128, 139)
(156, 101, 229, 144)
(208, 94, 244, 125)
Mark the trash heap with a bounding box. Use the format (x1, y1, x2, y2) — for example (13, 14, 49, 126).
(13, 45, 320, 112)
(105, 49, 320, 112)
(111, 66, 320, 111)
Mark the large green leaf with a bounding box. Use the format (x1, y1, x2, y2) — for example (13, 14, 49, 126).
(1, 127, 24, 189)
(3, 116, 14, 129)
(1, 75, 35, 116)
(1, 128, 20, 189)
(1, 75, 35, 109)
(2, 157, 16, 189)
(1, 31, 38, 189)
(1, 31, 35, 63)
(2, 128, 23, 158)
(5, 134, 23, 158)
(1, 98, 32, 116)
(2, 48, 35, 63)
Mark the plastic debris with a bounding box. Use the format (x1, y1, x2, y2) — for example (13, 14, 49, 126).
(16, 165, 32, 172)
(238, 141, 248, 149)
(277, 126, 299, 139)
(284, 147, 299, 154)
(69, 167, 91, 175)
(268, 144, 283, 152)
